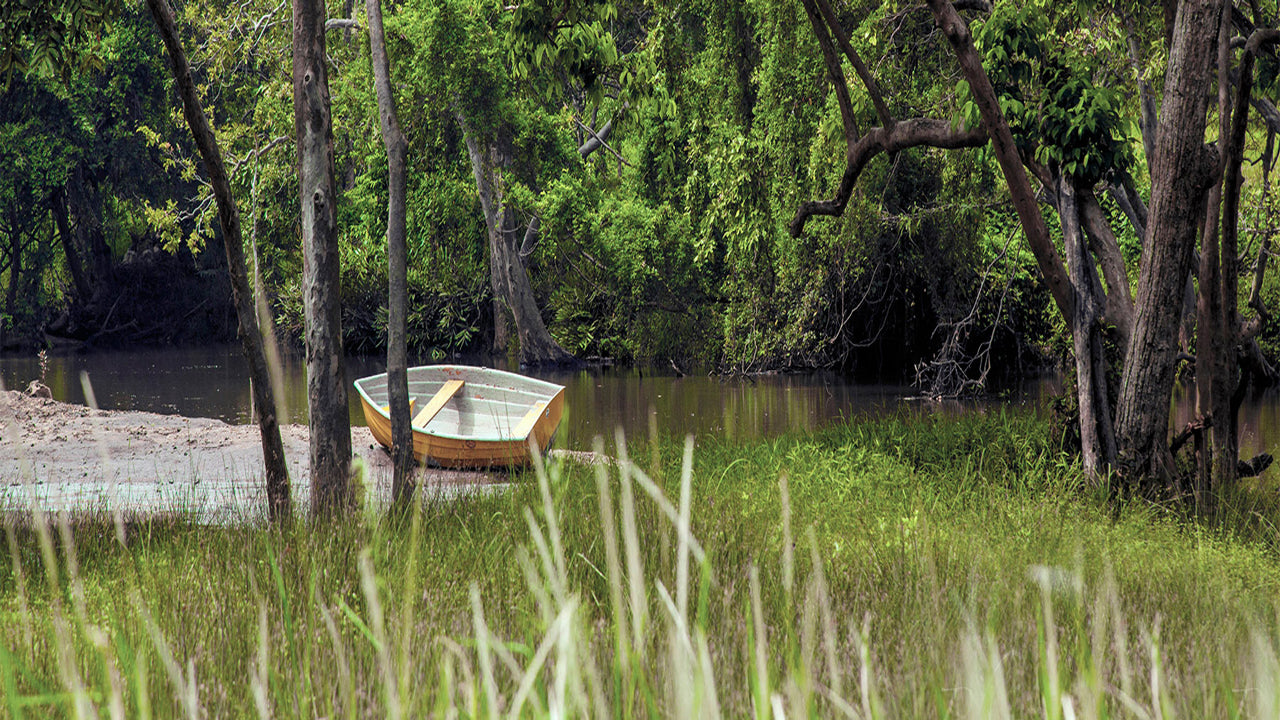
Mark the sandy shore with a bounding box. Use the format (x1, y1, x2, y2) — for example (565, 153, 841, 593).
(0, 390, 522, 522)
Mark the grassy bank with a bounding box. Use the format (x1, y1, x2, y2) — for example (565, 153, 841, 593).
(4, 411, 1280, 717)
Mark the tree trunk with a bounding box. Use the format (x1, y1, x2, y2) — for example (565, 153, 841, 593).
(1202, 28, 1280, 491)
(50, 187, 91, 303)
(925, 0, 1076, 325)
(368, 0, 415, 504)
(1114, 0, 1222, 485)
(5, 221, 20, 325)
(456, 111, 575, 366)
(1079, 189, 1134, 348)
(294, 0, 353, 514)
(145, 0, 292, 521)
(68, 166, 112, 293)
(1059, 177, 1117, 477)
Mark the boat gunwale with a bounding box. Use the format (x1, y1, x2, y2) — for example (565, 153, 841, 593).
(353, 365, 564, 443)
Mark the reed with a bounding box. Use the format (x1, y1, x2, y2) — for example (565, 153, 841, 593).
(3, 411, 1280, 717)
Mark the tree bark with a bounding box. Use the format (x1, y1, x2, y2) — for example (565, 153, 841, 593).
(1114, 0, 1222, 484)
(5, 222, 20, 325)
(1206, 28, 1280, 489)
(294, 0, 353, 513)
(798, 0, 860, 147)
(50, 187, 91, 303)
(68, 166, 112, 292)
(1079, 188, 1134, 348)
(145, 0, 292, 521)
(456, 111, 575, 366)
(1059, 177, 1117, 476)
(811, 0, 893, 128)
(368, 0, 415, 505)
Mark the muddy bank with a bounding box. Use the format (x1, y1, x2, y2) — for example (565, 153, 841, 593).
(0, 391, 524, 522)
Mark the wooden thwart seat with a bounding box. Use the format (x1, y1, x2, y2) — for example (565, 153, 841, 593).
(413, 379, 464, 428)
(513, 401, 548, 440)
(381, 398, 417, 416)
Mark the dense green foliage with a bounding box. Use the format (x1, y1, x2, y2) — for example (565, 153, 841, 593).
(5, 413, 1280, 715)
(0, 0, 1077, 384)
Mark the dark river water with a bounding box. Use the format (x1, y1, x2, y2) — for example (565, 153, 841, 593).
(2, 344, 1277, 458)
(0, 344, 1050, 451)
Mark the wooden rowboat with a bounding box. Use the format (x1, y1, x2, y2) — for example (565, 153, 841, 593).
(354, 365, 566, 468)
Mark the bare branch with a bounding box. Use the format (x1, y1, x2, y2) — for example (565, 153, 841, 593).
(519, 214, 541, 258)
(813, 0, 894, 128)
(231, 135, 290, 180)
(789, 118, 987, 236)
(1108, 179, 1148, 239)
(325, 18, 360, 31)
(799, 0, 860, 147)
(576, 117, 630, 166)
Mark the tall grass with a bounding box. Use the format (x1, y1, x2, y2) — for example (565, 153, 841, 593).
(4, 410, 1280, 717)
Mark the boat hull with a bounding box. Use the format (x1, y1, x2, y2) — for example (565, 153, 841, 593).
(354, 365, 565, 468)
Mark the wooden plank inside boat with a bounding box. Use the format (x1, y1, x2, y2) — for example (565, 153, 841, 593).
(413, 379, 464, 428)
(512, 401, 548, 440)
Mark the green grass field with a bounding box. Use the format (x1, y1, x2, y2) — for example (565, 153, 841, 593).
(4, 410, 1280, 718)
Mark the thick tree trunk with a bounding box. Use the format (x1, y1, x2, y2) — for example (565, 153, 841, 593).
(1114, 0, 1221, 484)
(368, 0, 415, 504)
(496, 204, 575, 364)
(50, 187, 91, 303)
(145, 0, 292, 521)
(456, 112, 575, 366)
(456, 114, 512, 355)
(294, 0, 353, 513)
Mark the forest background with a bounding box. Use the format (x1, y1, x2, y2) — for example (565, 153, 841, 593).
(10, 0, 1280, 487)
(1, 0, 1097, 388)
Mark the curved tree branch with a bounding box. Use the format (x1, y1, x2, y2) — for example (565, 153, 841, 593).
(789, 119, 986, 236)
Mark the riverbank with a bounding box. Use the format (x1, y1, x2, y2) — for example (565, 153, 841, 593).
(0, 390, 514, 521)
(4, 410, 1280, 716)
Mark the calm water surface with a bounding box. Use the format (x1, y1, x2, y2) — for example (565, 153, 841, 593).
(10, 344, 1274, 458)
(0, 344, 1056, 451)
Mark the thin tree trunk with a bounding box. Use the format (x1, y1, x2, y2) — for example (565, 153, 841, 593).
(1195, 3, 1233, 507)
(1197, 177, 1225, 506)
(50, 187, 91, 303)
(1060, 177, 1116, 476)
(1079, 188, 1134, 348)
(5, 223, 20, 324)
(294, 0, 353, 514)
(368, 0, 415, 504)
(456, 111, 575, 366)
(1113, 0, 1222, 485)
(1209, 28, 1280, 488)
(145, 0, 292, 521)
(925, 0, 1076, 324)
